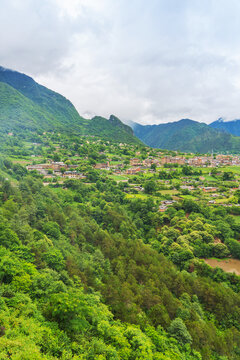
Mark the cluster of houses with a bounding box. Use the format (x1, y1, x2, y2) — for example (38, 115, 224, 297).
(180, 184, 219, 192)
(188, 154, 240, 167)
(127, 155, 240, 168)
(94, 154, 240, 177)
(26, 152, 240, 183)
(93, 158, 159, 175)
(161, 154, 240, 167)
(27, 162, 86, 179)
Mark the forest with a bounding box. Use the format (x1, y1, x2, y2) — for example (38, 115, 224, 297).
(0, 131, 240, 360)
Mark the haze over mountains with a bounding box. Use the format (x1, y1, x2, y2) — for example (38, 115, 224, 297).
(2, 65, 240, 153)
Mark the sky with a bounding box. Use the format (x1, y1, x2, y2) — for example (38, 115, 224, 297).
(1, 0, 240, 125)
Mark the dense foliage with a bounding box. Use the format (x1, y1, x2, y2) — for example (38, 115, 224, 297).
(1, 65, 240, 360)
(0, 163, 239, 359)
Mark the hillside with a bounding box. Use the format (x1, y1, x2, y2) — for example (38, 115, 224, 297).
(0, 66, 240, 359)
(132, 118, 240, 153)
(210, 118, 240, 136)
(87, 114, 142, 144)
(0, 66, 141, 144)
(0, 66, 86, 132)
(0, 136, 240, 358)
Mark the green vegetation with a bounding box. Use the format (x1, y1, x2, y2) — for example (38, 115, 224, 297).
(0, 66, 240, 359)
(0, 145, 239, 359)
(0, 67, 141, 145)
(210, 118, 240, 136)
(132, 118, 240, 153)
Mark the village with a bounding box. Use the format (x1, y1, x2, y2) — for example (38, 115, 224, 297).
(26, 161, 86, 180)
(91, 154, 240, 176)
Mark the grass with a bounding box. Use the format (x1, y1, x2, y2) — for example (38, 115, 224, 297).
(125, 193, 148, 200)
(9, 156, 45, 165)
(125, 193, 160, 201)
(140, 172, 155, 178)
(202, 175, 217, 181)
(214, 198, 229, 204)
(221, 166, 240, 175)
(109, 161, 120, 165)
(109, 175, 128, 181)
(180, 194, 197, 200)
(10, 158, 32, 164)
(159, 189, 179, 195)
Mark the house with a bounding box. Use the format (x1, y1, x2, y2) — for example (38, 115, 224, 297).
(130, 158, 142, 166)
(180, 185, 194, 191)
(208, 200, 216, 204)
(94, 162, 110, 170)
(63, 171, 86, 179)
(51, 162, 68, 171)
(202, 187, 218, 192)
(125, 167, 141, 175)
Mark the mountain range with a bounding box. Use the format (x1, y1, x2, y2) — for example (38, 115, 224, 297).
(0, 66, 141, 145)
(2, 65, 240, 153)
(210, 118, 240, 136)
(130, 118, 240, 153)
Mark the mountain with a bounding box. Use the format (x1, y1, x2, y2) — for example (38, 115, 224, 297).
(0, 66, 85, 132)
(131, 118, 240, 153)
(210, 118, 240, 136)
(0, 66, 141, 144)
(87, 114, 139, 144)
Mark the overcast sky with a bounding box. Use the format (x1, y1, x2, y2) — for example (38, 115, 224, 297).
(1, 0, 240, 124)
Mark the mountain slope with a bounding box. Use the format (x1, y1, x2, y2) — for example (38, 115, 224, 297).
(0, 66, 86, 131)
(87, 115, 142, 144)
(210, 118, 240, 136)
(0, 66, 141, 144)
(0, 82, 71, 132)
(132, 118, 240, 153)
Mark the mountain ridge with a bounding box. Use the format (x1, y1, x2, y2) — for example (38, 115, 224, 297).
(130, 118, 240, 153)
(210, 118, 240, 136)
(0, 66, 141, 144)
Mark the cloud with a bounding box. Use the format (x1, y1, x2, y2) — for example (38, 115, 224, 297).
(1, 0, 240, 124)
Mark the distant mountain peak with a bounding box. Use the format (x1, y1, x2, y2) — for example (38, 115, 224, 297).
(215, 117, 225, 123)
(132, 117, 239, 152)
(177, 118, 197, 125)
(210, 117, 240, 136)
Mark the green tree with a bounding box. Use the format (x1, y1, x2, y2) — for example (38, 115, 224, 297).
(43, 222, 61, 240)
(151, 163, 157, 171)
(144, 180, 157, 194)
(168, 318, 192, 345)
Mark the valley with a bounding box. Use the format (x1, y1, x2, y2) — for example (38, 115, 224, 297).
(0, 67, 240, 360)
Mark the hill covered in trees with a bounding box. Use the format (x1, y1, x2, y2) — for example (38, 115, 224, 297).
(0, 132, 239, 359)
(131, 119, 240, 153)
(0, 66, 141, 144)
(0, 65, 240, 359)
(0, 157, 240, 359)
